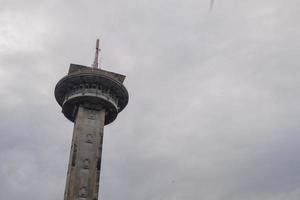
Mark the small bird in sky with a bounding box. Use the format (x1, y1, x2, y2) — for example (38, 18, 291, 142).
(210, 0, 215, 11)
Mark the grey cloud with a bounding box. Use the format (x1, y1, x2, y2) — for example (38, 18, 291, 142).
(0, 0, 300, 200)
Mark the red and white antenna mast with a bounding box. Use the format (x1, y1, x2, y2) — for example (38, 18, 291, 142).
(92, 38, 101, 69)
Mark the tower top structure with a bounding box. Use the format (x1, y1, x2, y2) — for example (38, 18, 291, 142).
(55, 39, 129, 125)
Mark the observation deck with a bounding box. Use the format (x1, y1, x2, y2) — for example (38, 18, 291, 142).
(54, 64, 129, 125)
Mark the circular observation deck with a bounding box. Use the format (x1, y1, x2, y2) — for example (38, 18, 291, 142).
(55, 66, 129, 125)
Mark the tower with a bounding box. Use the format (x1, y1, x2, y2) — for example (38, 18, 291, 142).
(54, 40, 129, 200)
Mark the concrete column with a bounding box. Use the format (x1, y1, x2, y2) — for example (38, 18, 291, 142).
(64, 105, 105, 200)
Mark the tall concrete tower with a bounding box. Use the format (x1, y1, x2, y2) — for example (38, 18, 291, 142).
(54, 40, 129, 200)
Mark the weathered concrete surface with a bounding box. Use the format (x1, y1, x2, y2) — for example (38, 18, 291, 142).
(55, 64, 129, 200)
(64, 105, 105, 200)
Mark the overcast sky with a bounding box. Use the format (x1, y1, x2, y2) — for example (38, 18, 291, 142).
(0, 0, 300, 200)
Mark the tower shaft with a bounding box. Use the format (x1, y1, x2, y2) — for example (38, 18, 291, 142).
(55, 61, 128, 200)
(64, 105, 105, 200)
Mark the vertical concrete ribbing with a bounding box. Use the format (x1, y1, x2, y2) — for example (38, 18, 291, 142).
(64, 105, 105, 200)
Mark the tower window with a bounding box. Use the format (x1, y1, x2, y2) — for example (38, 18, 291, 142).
(83, 159, 90, 169)
(86, 134, 93, 143)
(97, 158, 101, 170)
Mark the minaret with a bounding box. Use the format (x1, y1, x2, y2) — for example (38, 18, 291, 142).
(54, 39, 129, 200)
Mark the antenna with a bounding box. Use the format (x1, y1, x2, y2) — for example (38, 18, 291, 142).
(92, 38, 101, 69)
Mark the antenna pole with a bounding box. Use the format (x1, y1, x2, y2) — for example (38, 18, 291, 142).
(92, 39, 100, 69)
